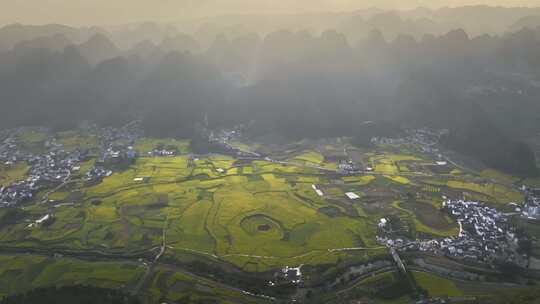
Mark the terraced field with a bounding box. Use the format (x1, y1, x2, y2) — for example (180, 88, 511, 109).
(2, 139, 525, 269)
(0, 154, 384, 272)
(446, 180, 524, 204)
(1, 134, 537, 303)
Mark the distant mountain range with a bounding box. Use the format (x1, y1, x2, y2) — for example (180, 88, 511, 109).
(3, 6, 540, 52)
(1, 6, 540, 176)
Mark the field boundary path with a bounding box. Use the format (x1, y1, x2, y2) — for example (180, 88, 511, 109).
(131, 214, 169, 295)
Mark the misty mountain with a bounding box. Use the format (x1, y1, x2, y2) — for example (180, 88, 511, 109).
(2, 25, 540, 134)
(0, 23, 101, 49)
(76, 33, 119, 65)
(106, 22, 179, 49)
(126, 39, 164, 60)
(2, 13, 540, 175)
(510, 15, 540, 32)
(12, 34, 73, 52)
(4, 5, 540, 304)
(160, 33, 201, 54)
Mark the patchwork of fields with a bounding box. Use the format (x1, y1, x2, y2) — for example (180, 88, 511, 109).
(1, 155, 385, 271)
(0, 134, 536, 303)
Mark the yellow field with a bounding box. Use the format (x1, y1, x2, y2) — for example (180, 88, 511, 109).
(384, 175, 410, 185)
(341, 175, 375, 185)
(412, 271, 463, 297)
(57, 131, 98, 151)
(369, 154, 422, 174)
(34, 154, 379, 271)
(480, 169, 520, 184)
(18, 130, 47, 143)
(293, 151, 324, 164)
(0, 162, 29, 186)
(447, 180, 523, 203)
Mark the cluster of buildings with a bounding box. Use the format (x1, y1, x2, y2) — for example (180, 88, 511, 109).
(208, 128, 261, 158)
(147, 148, 176, 157)
(376, 235, 432, 253)
(0, 180, 38, 207)
(1, 122, 144, 207)
(338, 160, 361, 174)
(85, 167, 112, 181)
(98, 122, 142, 148)
(89, 123, 142, 179)
(28, 148, 82, 181)
(209, 128, 242, 143)
(377, 200, 528, 267)
(98, 145, 137, 164)
(270, 265, 303, 287)
(440, 200, 526, 265)
(370, 137, 407, 145)
(1, 132, 33, 165)
(1, 122, 159, 207)
(1, 129, 86, 207)
(415, 298, 449, 304)
(406, 128, 448, 146)
(368, 129, 453, 166)
(370, 129, 448, 148)
(96, 125, 140, 165)
(521, 186, 540, 220)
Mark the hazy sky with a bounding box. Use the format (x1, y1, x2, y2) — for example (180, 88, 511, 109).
(1, 0, 540, 25)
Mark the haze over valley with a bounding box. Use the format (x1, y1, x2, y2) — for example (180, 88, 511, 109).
(1, 3, 540, 304)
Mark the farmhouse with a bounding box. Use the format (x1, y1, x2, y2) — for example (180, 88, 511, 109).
(345, 192, 360, 200)
(281, 266, 302, 284)
(36, 214, 51, 224)
(312, 184, 324, 196)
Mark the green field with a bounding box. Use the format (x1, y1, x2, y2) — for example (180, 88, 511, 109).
(0, 162, 29, 187)
(0, 154, 381, 272)
(446, 180, 523, 204)
(0, 255, 144, 298)
(145, 266, 263, 304)
(0, 139, 526, 270)
(369, 154, 422, 174)
(15, 130, 49, 153)
(412, 271, 463, 297)
(1, 134, 537, 303)
(57, 131, 99, 152)
(384, 175, 411, 185)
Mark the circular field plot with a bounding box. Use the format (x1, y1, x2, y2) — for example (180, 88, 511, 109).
(318, 206, 343, 217)
(240, 214, 284, 240)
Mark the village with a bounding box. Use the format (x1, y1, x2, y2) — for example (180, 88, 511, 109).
(0, 123, 143, 209)
(377, 199, 530, 268)
(1, 130, 78, 208)
(1, 124, 539, 304)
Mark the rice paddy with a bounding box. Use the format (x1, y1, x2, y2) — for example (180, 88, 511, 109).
(0, 162, 29, 187)
(1, 134, 536, 303)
